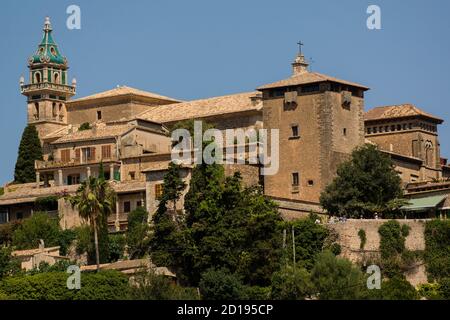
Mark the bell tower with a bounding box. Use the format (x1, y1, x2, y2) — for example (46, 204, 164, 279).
(20, 17, 76, 141)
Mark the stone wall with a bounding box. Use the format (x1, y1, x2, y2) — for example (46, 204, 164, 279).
(328, 219, 428, 287)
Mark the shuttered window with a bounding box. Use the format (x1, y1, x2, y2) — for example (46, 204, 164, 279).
(75, 149, 80, 161)
(61, 149, 70, 163)
(102, 145, 111, 159)
(155, 184, 164, 199)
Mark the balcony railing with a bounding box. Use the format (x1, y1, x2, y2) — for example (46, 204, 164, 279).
(21, 83, 76, 95)
(36, 156, 119, 170)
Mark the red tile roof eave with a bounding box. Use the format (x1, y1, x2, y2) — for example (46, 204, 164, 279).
(256, 78, 370, 91)
(365, 114, 444, 124)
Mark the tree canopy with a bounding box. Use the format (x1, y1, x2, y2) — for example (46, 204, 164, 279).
(320, 144, 404, 218)
(151, 162, 283, 287)
(14, 125, 43, 183)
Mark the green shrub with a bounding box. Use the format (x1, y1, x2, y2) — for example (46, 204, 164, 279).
(0, 221, 22, 246)
(424, 220, 450, 281)
(0, 187, 4, 196)
(199, 269, 245, 300)
(0, 247, 21, 279)
(243, 286, 270, 300)
(58, 229, 77, 256)
(287, 216, 329, 270)
(270, 265, 313, 300)
(126, 207, 150, 259)
(418, 282, 443, 300)
(310, 251, 367, 300)
(0, 270, 129, 300)
(34, 196, 58, 212)
(129, 268, 198, 300)
(438, 277, 450, 300)
(369, 276, 419, 300)
(379, 220, 409, 260)
(329, 243, 342, 256)
(108, 233, 126, 262)
(12, 212, 62, 249)
(78, 122, 91, 131)
(358, 229, 367, 250)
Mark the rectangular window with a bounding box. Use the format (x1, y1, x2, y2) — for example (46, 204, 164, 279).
(343, 128, 347, 136)
(67, 174, 80, 185)
(155, 184, 164, 200)
(291, 125, 299, 138)
(292, 172, 299, 186)
(0, 212, 7, 224)
(412, 140, 420, 158)
(82, 147, 96, 162)
(75, 149, 80, 162)
(61, 149, 70, 163)
(137, 201, 142, 207)
(129, 171, 136, 180)
(123, 201, 131, 213)
(97, 111, 102, 120)
(101, 145, 111, 159)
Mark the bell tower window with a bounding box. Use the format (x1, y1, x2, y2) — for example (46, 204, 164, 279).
(54, 72, 59, 84)
(52, 102, 57, 118)
(35, 72, 41, 83)
(34, 103, 40, 120)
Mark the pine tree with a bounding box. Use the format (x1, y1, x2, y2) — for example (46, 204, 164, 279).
(14, 125, 43, 183)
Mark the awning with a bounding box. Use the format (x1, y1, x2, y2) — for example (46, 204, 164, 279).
(401, 195, 447, 212)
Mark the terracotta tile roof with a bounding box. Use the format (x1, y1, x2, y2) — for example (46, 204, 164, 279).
(52, 123, 133, 144)
(110, 180, 146, 193)
(141, 161, 193, 173)
(138, 92, 262, 123)
(44, 126, 70, 140)
(365, 104, 443, 123)
(13, 246, 61, 257)
(0, 181, 147, 205)
(256, 72, 369, 90)
(80, 258, 176, 277)
(69, 86, 181, 104)
(0, 184, 78, 205)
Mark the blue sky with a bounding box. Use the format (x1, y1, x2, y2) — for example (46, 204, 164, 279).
(1, 0, 450, 185)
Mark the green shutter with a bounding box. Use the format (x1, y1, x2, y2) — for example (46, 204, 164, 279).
(62, 71, 66, 85)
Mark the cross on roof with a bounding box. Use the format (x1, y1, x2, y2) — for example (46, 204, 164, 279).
(297, 41, 304, 55)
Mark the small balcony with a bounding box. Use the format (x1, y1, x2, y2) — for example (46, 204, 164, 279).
(35, 155, 119, 170)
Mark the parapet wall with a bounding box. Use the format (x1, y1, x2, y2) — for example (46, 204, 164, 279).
(328, 219, 428, 286)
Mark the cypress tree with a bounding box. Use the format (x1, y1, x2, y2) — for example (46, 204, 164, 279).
(14, 125, 43, 183)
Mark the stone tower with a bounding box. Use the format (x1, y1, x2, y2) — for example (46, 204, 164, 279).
(20, 17, 76, 142)
(257, 49, 369, 208)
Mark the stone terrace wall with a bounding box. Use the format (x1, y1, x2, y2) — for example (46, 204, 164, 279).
(329, 219, 428, 287)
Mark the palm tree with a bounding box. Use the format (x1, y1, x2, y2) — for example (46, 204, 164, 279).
(67, 176, 116, 270)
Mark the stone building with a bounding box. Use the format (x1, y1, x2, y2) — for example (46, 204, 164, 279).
(0, 18, 448, 228)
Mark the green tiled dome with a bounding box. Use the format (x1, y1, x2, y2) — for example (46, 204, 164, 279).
(29, 17, 67, 66)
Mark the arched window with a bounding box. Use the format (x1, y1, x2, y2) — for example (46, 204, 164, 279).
(52, 102, 57, 118)
(54, 72, 59, 84)
(35, 72, 41, 83)
(425, 141, 434, 167)
(34, 103, 39, 120)
(59, 104, 64, 121)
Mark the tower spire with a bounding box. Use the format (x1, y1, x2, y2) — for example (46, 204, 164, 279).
(292, 41, 309, 76)
(43, 16, 52, 32)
